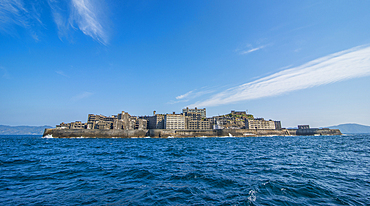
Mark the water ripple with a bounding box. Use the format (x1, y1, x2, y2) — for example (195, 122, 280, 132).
(0, 135, 370, 205)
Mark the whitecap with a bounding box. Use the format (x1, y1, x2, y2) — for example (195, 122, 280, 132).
(43, 134, 54, 138)
(248, 190, 257, 202)
(262, 181, 269, 186)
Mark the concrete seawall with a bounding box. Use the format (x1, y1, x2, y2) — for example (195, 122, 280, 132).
(43, 128, 149, 138)
(43, 128, 341, 138)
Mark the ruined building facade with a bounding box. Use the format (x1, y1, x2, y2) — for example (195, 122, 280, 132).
(183, 107, 210, 130)
(57, 111, 147, 130)
(245, 118, 281, 130)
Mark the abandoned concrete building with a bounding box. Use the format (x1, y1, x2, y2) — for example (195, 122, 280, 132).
(245, 118, 281, 130)
(183, 108, 210, 130)
(208, 110, 254, 129)
(56, 111, 147, 130)
(55, 108, 281, 131)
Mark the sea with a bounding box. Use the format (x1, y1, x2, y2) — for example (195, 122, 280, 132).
(1, 134, 369, 205)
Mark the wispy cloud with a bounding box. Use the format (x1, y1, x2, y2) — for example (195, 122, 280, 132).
(55, 70, 69, 78)
(1, 67, 11, 79)
(0, 0, 108, 44)
(240, 45, 266, 55)
(0, 0, 42, 40)
(176, 90, 194, 100)
(48, 0, 70, 40)
(0, 0, 28, 27)
(48, 0, 108, 44)
(189, 45, 370, 107)
(70, 0, 108, 44)
(71, 91, 93, 101)
(169, 89, 215, 104)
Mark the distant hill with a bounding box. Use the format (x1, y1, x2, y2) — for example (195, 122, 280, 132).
(0, 125, 53, 135)
(328, 123, 370, 134)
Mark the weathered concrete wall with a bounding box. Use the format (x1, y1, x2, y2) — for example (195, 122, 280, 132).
(43, 128, 341, 138)
(43, 129, 149, 138)
(148, 129, 218, 138)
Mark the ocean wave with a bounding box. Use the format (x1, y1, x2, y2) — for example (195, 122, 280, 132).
(0, 134, 369, 205)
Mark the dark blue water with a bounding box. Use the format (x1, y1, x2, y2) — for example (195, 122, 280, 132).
(1, 135, 370, 205)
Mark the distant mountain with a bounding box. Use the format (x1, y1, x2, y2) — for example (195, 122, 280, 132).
(0, 125, 53, 135)
(328, 123, 370, 134)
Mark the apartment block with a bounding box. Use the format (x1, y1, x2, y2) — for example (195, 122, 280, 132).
(245, 118, 276, 130)
(164, 113, 185, 129)
(186, 119, 210, 130)
(183, 107, 210, 129)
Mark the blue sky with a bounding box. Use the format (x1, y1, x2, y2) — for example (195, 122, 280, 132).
(1, 0, 370, 127)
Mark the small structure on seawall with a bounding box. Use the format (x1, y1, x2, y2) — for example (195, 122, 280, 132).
(295, 125, 341, 136)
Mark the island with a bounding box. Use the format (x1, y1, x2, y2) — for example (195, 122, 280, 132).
(43, 108, 341, 138)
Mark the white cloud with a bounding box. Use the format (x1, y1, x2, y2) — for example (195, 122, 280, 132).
(48, 0, 70, 40)
(70, 0, 108, 44)
(169, 89, 215, 104)
(176, 90, 193, 100)
(0, 0, 108, 44)
(48, 0, 108, 44)
(0, 0, 27, 26)
(189, 45, 370, 107)
(0, 0, 42, 37)
(240, 45, 266, 54)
